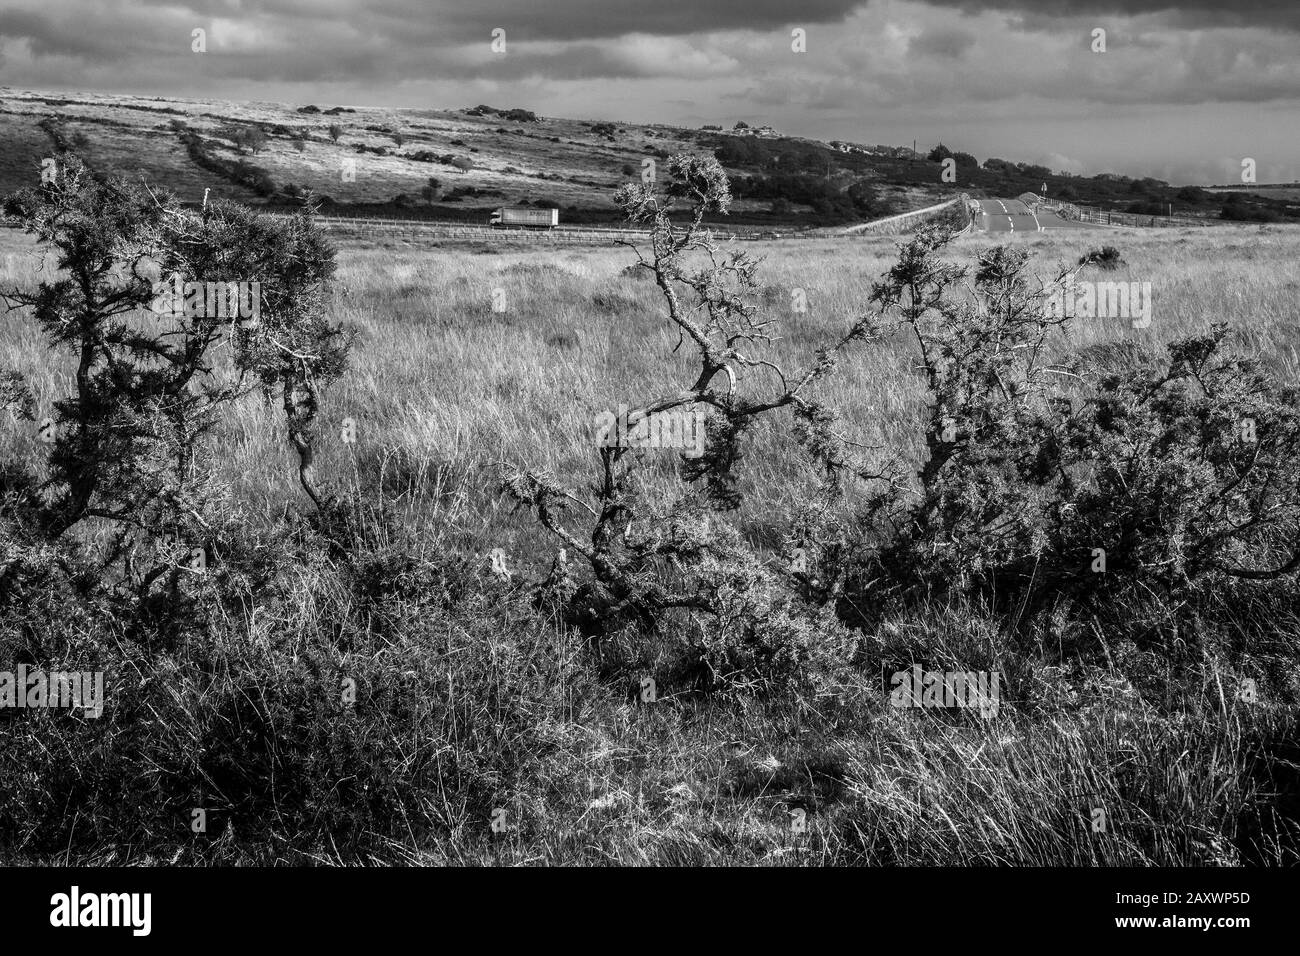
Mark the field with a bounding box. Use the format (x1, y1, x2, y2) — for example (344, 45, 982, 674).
(2, 207, 1299, 865)
(9, 222, 1298, 542)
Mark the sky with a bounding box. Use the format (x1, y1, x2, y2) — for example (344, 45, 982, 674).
(1, 0, 1297, 185)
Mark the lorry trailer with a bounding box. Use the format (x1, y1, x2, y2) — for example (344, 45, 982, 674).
(489, 206, 560, 229)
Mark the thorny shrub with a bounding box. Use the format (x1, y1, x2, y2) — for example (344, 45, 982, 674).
(503, 154, 884, 695)
(846, 228, 1300, 639)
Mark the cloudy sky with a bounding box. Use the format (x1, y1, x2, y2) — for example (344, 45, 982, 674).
(1, 0, 1297, 184)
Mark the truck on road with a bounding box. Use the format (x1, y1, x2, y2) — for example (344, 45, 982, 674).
(490, 206, 559, 229)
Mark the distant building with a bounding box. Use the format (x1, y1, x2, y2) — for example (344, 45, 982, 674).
(830, 140, 870, 154)
(700, 124, 722, 131)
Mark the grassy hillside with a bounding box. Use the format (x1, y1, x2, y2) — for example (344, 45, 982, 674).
(0, 89, 860, 226)
(0, 89, 953, 227)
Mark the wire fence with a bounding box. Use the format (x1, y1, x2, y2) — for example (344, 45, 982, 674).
(284, 213, 781, 244)
(1041, 201, 1217, 229)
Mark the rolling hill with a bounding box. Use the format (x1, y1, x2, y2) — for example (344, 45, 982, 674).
(0, 88, 940, 228)
(4, 88, 1298, 228)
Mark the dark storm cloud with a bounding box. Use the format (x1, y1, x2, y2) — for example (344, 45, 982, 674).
(0, 8, 172, 61)
(1, 0, 868, 81)
(917, 0, 1300, 31)
(129, 0, 866, 43)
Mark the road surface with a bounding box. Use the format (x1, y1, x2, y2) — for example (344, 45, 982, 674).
(974, 198, 1101, 233)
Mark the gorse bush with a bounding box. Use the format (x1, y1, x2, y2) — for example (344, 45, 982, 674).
(3, 157, 177, 540)
(503, 154, 884, 694)
(845, 228, 1300, 633)
(1080, 244, 1123, 269)
(1, 154, 348, 637)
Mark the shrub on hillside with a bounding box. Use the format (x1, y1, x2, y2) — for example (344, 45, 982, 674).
(1, 155, 348, 583)
(503, 154, 883, 695)
(843, 230, 1300, 635)
(1080, 245, 1123, 269)
(219, 124, 267, 155)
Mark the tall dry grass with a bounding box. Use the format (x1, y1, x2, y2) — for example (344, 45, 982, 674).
(7, 223, 1298, 570)
(1, 222, 1297, 865)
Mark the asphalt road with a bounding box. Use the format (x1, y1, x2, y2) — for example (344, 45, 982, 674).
(975, 198, 1101, 233)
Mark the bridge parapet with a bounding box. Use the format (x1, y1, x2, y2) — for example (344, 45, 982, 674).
(842, 195, 970, 236)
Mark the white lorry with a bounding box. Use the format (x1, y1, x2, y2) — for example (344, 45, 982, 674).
(489, 206, 559, 229)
